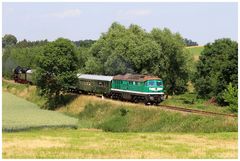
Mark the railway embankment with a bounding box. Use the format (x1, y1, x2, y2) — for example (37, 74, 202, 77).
(3, 80, 238, 133)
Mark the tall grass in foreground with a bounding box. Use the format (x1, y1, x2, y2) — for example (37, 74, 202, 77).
(2, 92, 78, 132)
(77, 102, 238, 133)
(2, 128, 238, 159)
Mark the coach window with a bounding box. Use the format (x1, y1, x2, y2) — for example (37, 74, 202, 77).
(98, 81, 103, 86)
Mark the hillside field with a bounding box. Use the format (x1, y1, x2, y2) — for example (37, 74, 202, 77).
(2, 92, 78, 131)
(185, 46, 204, 61)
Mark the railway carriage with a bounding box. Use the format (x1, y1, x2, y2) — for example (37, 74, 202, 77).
(77, 74, 113, 95)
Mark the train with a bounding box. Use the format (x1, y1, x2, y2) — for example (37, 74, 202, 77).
(12, 66, 165, 104)
(13, 66, 34, 84)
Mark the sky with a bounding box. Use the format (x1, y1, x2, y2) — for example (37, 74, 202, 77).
(2, 2, 238, 45)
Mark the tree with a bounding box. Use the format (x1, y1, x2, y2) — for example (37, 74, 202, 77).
(184, 38, 198, 46)
(150, 28, 189, 95)
(85, 22, 189, 95)
(2, 34, 17, 47)
(73, 40, 96, 47)
(223, 83, 238, 113)
(16, 39, 48, 48)
(2, 46, 44, 78)
(193, 38, 238, 105)
(87, 22, 161, 75)
(35, 38, 78, 109)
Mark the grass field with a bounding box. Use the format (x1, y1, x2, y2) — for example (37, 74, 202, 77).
(2, 128, 237, 159)
(185, 46, 204, 61)
(2, 80, 47, 107)
(2, 92, 78, 131)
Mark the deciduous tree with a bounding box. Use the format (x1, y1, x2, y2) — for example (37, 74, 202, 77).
(35, 38, 78, 108)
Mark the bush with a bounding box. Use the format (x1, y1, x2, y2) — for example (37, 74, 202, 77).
(223, 83, 238, 113)
(193, 38, 238, 105)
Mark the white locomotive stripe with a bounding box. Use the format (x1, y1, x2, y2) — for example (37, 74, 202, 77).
(111, 88, 164, 95)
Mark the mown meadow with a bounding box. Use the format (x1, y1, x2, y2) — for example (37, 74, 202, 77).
(2, 129, 237, 159)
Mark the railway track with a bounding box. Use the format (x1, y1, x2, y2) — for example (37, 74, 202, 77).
(157, 104, 237, 118)
(95, 95, 237, 118)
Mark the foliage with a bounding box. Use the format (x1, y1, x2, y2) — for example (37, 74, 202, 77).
(2, 34, 17, 47)
(2, 92, 78, 132)
(16, 39, 48, 48)
(2, 46, 45, 78)
(35, 38, 79, 109)
(73, 39, 96, 47)
(223, 83, 238, 113)
(150, 28, 189, 95)
(85, 22, 189, 95)
(184, 38, 198, 46)
(193, 38, 238, 105)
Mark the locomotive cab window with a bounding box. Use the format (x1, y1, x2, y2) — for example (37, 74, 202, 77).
(146, 80, 155, 86)
(157, 81, 163, 86)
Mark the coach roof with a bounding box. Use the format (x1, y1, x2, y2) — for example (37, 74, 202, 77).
(77, 74, 113, 82)
(113, 73, 161, 82)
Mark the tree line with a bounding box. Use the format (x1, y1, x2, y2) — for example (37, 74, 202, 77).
(2, 22, 238, 112)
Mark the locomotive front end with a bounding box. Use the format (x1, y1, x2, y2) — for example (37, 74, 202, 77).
(144, 79, 165, 104)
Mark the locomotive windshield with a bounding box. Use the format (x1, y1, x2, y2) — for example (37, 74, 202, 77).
(145, 80, 163, 86)
(157, 81, 163, 86)
(147, 81, 155, 86)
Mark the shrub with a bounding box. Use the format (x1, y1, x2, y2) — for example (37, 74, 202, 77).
(223, 83, 238, 113)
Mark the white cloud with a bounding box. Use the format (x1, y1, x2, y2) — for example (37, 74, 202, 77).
(49, 9, 81, 19)
(117, 9, 152, 18)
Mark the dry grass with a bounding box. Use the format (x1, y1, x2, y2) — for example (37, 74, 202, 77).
(185, 46, 204, 49)
(2, 129, 238, 159)
(57, 95, 157, 114)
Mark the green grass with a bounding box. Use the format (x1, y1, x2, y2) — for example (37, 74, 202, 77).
(2, 92, 78, 131)
(2, 80, 47, 107)
(2, 128, 237, 159)
(161, 93, 231, 114)
(185, 46, 204, 61)
(74, 102, 237, 133)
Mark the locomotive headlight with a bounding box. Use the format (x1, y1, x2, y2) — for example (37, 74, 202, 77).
(149, 88, 163, 91)
(149, 88, 156, 91)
